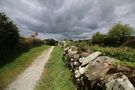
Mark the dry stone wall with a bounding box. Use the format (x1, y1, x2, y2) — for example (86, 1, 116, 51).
(62, 46, 135, 90)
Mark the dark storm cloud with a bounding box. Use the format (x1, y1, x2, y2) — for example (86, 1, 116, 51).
(0, 0, 135, 40)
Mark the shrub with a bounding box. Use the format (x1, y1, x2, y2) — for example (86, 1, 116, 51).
(76, 42, 89, 52)
(107, 23, 133, 46)
(89, 45, 135, 62)
(92, 32, 106, 46)
(19, 37, 44, 50)
(0, 12, 45, 67)
(0, 12, 20, 56)
(91, 23, 134, 47)
(44, 39, 58, 46)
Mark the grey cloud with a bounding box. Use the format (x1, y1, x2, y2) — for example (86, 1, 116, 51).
(0, 0, 135, 40)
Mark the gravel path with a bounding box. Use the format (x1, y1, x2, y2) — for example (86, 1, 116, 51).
(5, 46, 54, 90)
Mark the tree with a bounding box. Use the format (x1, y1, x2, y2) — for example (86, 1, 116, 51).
(0, 12, 20, 52)
(107, 23, 133, 46)
(92, 32, 106, 45)
(44, 38, 58, 46)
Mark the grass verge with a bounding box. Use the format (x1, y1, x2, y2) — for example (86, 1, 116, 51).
(89, 45, 135, 68)
(35, 47, 75, 90)
(0, 45, 49, 89)
(114, 60, 135, 68)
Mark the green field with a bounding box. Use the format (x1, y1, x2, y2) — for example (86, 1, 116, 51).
(35, 47, 75, 90)
(0, 45, 49, 90)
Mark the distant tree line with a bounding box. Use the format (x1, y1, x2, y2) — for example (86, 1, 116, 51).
(43, 38, 58, 46)
(64, 23, 135, 49)
(91, 23, 135, 47)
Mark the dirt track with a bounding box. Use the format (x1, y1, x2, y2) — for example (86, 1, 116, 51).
(5, 46, 54, 90)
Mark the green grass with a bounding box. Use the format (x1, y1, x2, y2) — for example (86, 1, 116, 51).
(35, 47, 75, 90)
(0, 45, 49, 90)
(114, 60, 135, 68)
(89, 45, 135, 68)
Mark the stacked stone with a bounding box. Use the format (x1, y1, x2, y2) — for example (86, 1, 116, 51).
(62, 46, 135, 90)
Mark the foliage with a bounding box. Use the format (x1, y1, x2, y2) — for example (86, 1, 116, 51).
(92, 32, 106, 46)
(74, 41, 89, 51)
(91, 23, 134, 47)
(64, 40, 90, 51)
(114, 60, 135, 68)
(0, 12, 45, 67)
(35, 47, 75, 90)
(89, 45, 135, 62)
(0, 12, 20, 54)
(43, 38, 58, 46)
(19, 37, 44, 50)
(107, 23, 133, 46)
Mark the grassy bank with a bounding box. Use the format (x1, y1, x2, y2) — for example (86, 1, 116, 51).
(89, 45, 135, 67)
(0, 45, 49, 89)
(35, 47, 75, 90)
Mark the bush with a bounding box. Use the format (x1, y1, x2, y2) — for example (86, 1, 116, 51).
(107, 23, 133, 46)
(19, 37, 44, 50)
(92, 32, 106, 46)
(0, 12, 20, 56)
(76, 42, 89, 52)
(91, 23, 134, 47)
(0, 12, 45, 67)
(89, 45, 135, 62)
(44, 39, 58, 46)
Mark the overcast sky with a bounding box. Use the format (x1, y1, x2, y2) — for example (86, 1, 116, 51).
(0, 0, 135, 40)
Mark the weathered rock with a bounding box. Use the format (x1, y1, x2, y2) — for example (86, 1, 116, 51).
(73, 54, 80, 61)
(62, 51, 66, 56)
(74, 62, 80, 67)
(80, 52, 90, 57)
(68, 51, 78, 57)
(105, 74, 135, 90)
(86, 56, 114, 81)
(75, 70, 81, 78)
(70, 62, 74, 68)
(129, 76, 135, 87)
(70, 46, 78, 51)
(116, 65, 131, 72)
(62, 46, 135, 90)
(79, 57, 84, 63)
(64, 47, 70, 52)
(70, 58, 74, 61)
(79, 66, 86, 75)
(74, 62, 78, 65)
(81, 52, 101, 66)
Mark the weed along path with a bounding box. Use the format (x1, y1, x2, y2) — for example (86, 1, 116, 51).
(5, 46, 54, 90)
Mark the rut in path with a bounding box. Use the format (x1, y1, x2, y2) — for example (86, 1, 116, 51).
(5, 46, 54, 90)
